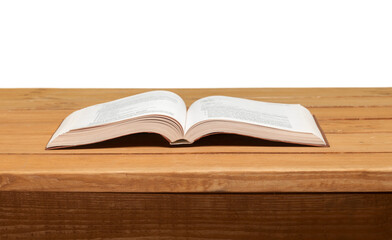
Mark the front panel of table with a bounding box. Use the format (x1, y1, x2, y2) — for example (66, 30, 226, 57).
(1, 192, 391, 239)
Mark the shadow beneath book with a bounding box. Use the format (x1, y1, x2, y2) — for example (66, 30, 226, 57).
(66, 133, 312, 150)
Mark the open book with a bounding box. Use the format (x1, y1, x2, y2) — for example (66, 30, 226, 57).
(46, 90, 328, 149)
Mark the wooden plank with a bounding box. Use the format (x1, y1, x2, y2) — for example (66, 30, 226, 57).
(1, 95, 390, 109)
(0, 192, 391, 239)
(2, 108, 392, 123)
(319, 119, 392, 133)
(0, 133, 391, 154)
(0, 88, 391, 110)
(2, 116, 392, 135)
(1, 88, 391, 100)
(310, 107, 392, 120)
(2, 107, 391, 129)
(2, 153, 391, 173)
(0, 153, 392, 192)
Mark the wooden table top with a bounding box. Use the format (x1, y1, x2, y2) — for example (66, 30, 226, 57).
(0, 88, 391, 192)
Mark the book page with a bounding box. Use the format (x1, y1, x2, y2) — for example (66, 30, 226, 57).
(49, 91, 186, 143)
(185, 96, 320, 137)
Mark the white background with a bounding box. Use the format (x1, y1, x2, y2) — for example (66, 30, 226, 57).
(0, 0, 391, 88)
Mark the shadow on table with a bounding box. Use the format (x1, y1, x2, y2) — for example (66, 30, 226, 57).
(65, 132, 310, 150)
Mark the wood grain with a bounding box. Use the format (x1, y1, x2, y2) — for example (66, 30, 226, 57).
(0, 88, 391, 192)
(3, 106, 392, 121)
(2, 111, 392, 134)
(1, 133, 392, 154)
(0, 192, 391, 240)
(1, 88, 392, 110)
(1, 155, 392, 192)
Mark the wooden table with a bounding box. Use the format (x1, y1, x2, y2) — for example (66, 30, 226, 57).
(1, 88, 391, 239)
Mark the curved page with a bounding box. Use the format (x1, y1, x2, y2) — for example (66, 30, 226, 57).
(48, 90, 187, 145)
